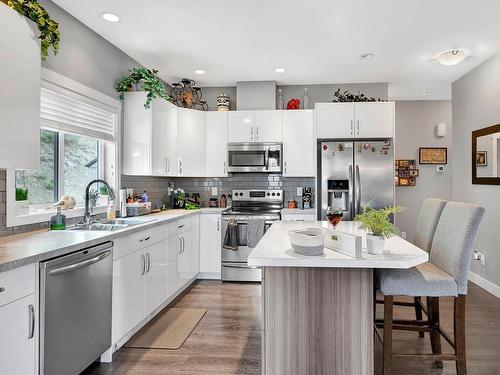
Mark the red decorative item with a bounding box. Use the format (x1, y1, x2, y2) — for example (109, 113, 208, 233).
(287, 98, 301, 110)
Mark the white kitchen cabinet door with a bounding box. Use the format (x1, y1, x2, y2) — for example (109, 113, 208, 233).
(112, 249, 145, 344)
(316, 103, 355, 139)
(354, 102, 394, 138)
(191, 215, 200, 277)
(151, 99, 169, 176)
(228, 111, 255, 142)
(199, 214, 221, 278)
(165, 101, 179, 176)
(122, 92, 152, 175)
(0, 294, 36, 375)
(283, 110, 315, 177)
(205, 112, 228, 177)
(254, 110, 283, 142)
(0, 5, 40, 169)
(178, 230, 193, 284)
(145, 239, 168, 315)
(178, 108, 206, 176)
(167, 235, 183, 297)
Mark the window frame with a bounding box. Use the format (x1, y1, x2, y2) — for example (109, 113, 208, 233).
(6, 68, 122, 227)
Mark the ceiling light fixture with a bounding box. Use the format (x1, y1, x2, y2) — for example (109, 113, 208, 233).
(274, 67, 286, 73)
(359, 53, 374, 60)
(194, 69, 205, 75)
(436, 49, 466, 66)
(101, 12, 120, 22)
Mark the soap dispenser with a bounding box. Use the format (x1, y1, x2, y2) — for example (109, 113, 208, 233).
(50, 206, 66, 230)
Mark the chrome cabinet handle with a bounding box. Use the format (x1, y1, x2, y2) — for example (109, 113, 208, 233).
(0, 287, 5, 293)
(223, 161, 227, 175)
(250, 126, 254, 141)
(178, 159, 182, 175)
(350, 120, 354, 135)
(48, 250, 111, 276)
(355, 165, 361, 215)
(284, 161, 287, 174)
(256, 126, 259, 141)
(356, 120, 360, 135)
(139, 236, 151, 242)
(166, 157, 170, 173)
(217, 219, 220, 231)
(178, 238, 182, 254)
(146, 253, 151, 273)
(181, 237, 185, 253)
(141, 254, 146, 275)
(28, 304, 35, 339)
(164, 158, 168, 174)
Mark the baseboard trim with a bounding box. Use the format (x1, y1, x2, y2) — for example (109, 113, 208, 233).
(197, 272, 221, 280)
(469, 271, 500, 298)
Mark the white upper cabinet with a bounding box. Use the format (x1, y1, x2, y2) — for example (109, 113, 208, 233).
(316, 102, 394, 139)
(316, 103, 355, 139)
(283, 110, 315, 177)
(0, 5, 41, 169)
(228, 111, 255, 142)
(177, 108, 206, 176)
(165, 102, 179, 176)
(354, 102, 394, 138)
(254, 110, 283, 142)
(151, 100, 179, 176)
(205, 112, 228, 177)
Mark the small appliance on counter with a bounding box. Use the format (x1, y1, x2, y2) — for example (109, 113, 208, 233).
(288, 199, 298, 209)
(220, 194, 227, 208)
(302, 187, 313, 209)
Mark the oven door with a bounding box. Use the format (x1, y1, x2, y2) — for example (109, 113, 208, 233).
(227, 143, 282, 173)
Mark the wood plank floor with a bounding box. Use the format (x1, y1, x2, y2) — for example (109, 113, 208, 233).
(84, 280, 500, 375)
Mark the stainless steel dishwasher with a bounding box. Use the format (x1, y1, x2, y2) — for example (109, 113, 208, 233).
(40, 242, 113, 375)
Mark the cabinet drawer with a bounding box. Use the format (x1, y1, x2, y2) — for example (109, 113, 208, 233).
(176, 217, 192, 234)
(113, 224, 169, 260)
(0, 263, 36, 307)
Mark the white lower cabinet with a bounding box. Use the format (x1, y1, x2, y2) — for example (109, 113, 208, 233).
(0, 293, 36, 375)
(167, 234, 183, 297)
(144, 239, 169, 315)
(112, 249, 145, 344)
(199, 213, 222, 278)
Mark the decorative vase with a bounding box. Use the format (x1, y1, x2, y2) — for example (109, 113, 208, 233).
(277, 88, 284, 110)
(16, 200, 30, 216)
(302, 87, 310, 109)
(216, 93, 230, 111)
(366, 234, 385, 255)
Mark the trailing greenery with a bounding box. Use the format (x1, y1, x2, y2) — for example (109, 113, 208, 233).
(355, 205, 402, 238)
(7, 0, 61, 59)
(115, 68, 170, 109)
(15, 187, 29, 201)
(332, 89, 384, 102)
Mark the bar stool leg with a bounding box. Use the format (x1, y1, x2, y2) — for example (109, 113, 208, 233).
(383, 295, 393, 375)
(428, 297, 443, 368)
(414, 296, 424, 337)
(454, 295, 467, 375)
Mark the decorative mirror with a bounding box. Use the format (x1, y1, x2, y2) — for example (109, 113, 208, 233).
(472, 124, 500, 185)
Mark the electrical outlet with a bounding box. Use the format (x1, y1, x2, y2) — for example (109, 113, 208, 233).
(297, 187, 303, 196)
(474, 250, 486, 266)
(211, 187, 218, 196)
(400, 231, 407, 240)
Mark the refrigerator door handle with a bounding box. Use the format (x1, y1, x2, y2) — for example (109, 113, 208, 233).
(348, 164, 354, 219)
(355, 164, 361, 215)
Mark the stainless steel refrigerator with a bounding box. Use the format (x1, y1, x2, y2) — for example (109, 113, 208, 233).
(317, 140, 394, 221)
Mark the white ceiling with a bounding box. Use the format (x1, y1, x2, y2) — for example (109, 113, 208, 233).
(52, 0, 500, 100)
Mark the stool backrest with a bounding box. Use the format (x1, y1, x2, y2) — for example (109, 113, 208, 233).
(413, 198, 447, 252)
(430, 201, 485, 295)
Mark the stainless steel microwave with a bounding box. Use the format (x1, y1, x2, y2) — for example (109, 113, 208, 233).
(227, 143, 282, 173)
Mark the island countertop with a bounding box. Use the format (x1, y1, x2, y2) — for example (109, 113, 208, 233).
(247, 220, 428, 269)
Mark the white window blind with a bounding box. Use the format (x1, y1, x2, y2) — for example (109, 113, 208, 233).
(40, 88, 116, 142)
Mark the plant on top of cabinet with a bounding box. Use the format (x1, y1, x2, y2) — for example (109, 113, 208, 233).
(332, 89, 384, 102)
(116, 68, 170, 109)
(4, 0, 60, 59)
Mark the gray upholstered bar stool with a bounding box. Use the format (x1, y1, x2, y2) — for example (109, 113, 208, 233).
(376, 201, 485, 375)
(375, 198, 447, 336)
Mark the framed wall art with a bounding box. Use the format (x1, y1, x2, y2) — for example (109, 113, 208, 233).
(419, 147, 447, 165)
(395, 160, 418, 186)
(476, 151, 488, 166)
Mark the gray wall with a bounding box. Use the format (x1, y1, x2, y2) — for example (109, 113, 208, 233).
(394, 101, 452, 241)
(452, 52, 500, 288)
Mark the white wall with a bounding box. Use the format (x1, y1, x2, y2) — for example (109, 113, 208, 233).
(394, 101, 452, 241)
(452, 52, 500, 289)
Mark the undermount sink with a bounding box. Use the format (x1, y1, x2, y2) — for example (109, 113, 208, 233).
(70, 217, 157, 231)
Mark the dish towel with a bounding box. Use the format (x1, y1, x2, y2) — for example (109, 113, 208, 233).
(247, 219, 266, 248)
(223, 219, 239, 251)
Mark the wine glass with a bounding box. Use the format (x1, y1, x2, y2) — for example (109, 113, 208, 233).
(326, 206, 343, 228)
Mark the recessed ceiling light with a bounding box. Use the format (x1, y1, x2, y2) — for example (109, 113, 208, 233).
(436, 49, 466, 66)
(422, 91, 431, 96)
(359, 53, 374, 60)
(101, 12, 120, 22)
(194, 69, 205, 75)
(274, 67, 286, 73)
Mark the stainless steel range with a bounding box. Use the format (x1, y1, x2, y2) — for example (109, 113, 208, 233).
(221, 189, 283, 282)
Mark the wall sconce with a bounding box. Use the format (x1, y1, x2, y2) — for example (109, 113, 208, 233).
(436, 123, 447, 137)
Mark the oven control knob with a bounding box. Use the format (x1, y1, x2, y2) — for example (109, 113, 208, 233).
(272, 192, 276, 196)
(277, 192, 281, 196)
(267, 192, 270, 196)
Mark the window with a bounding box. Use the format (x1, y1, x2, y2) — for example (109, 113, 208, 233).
(6, 70, 121, 227)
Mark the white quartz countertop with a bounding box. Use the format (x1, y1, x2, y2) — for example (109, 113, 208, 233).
(247, 221, 428, 269)
(0, 208, 227, 273)
(281, 208, 316, 215)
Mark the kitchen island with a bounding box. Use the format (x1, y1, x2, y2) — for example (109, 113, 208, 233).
(248, 221, 428, 375)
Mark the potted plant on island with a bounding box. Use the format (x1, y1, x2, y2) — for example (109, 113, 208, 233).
(355, 205, 401, 255)
(115, 67, 170, 109)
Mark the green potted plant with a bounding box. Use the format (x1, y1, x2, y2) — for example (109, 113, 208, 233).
(115, 67, 170, 109)
(15, 186, 29, 215)
(355, 205, 402, 254)
(4, 0, 61, 59)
